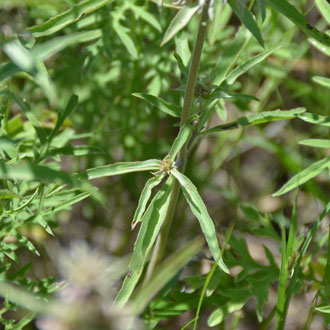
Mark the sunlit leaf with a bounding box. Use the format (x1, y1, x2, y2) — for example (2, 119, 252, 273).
(161, 4, 199, 46)
(113, 22, 138, 59)
(28, 0, 115, 37)
(315, 0, 330, 25)
(299, 139, 330, 149)
(171, 168, 229, 274)
(272, 156, 330, 196)
(312, 76, 330, 89)
(114, 176, 175, 308)
(203, 108, 306, 134)
(82, 159, 162, 180)
(297, 112, 330, 127)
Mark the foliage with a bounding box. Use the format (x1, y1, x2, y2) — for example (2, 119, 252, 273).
(0, 0, 329, 329)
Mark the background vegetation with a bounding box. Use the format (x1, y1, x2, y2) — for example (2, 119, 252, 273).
(0, 0, 329, 329)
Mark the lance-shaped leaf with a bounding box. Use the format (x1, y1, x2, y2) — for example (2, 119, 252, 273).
(115, 176, 175, 308)
(297, 112, 330, 127)
(81, 159, 162, 180)
(312, 76, 330, 90)
(171, 168, 229, 274)
(132, 93, 181, 117)
(113, 21, 138, 59)
(264, 0, 330, 46)
(28, 0, 115, 37)
(299, 139, 330, 149)
(316, 0, 330, 25)
(224, 46, 280, 86)
(168, 115, 197, 160)
(44, 145, 104, 159)
(202, 108, 306, 134)
(272, 156, 330, 196)
(47, 95, 79, 147)
(227, 0, 264, 47)
(131, 173, 165, 229)
(0, 162, 77, 186)
(161, 4, 199, 46)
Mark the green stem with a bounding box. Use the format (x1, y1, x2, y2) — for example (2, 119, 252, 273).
(143, 1, 209, 283)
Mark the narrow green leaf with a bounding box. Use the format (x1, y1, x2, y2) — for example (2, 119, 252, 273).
(315, 306, 330, 314)
(171, 168, 229, 274)
(169, 115, 197, 161)
(45, 145, 104, 158)
(113, 22, 138, 59)
(131, 173, 165, 229)
(312, 76, 330, 89)
(132, 93, 181, 117)
(47, 95, 79, 145)
(132, 236, 204, 314)
(27, 0, 115, 37)
(257, 0, 266, 22)
(131, 5, 162, 32)
(264, 0, 330, 46)
(227, 0, 264, 47)
(114, 176, 175, 308)
(83, 159, 162, 180)
(297, 112, 330, 127)
(208, 302, 246, 327)
(299, 139, 330, 149)
(3, 40, 34, 72)
(161, 5, 199, 46)
(0, 162, 77, 186)
(309, 39, 330, 57)
(225, 46, 280, 85)
(272, 156, 330, 196)
(33, 30, 102, 61)
(203, 108, 306, 134)
(0, 62, 20, 82)
(315, 0, 330, 25)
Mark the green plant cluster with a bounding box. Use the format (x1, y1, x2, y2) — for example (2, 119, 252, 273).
(0, 0, 330, 329)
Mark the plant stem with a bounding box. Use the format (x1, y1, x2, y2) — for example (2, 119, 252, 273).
(143, 1, 209, 283)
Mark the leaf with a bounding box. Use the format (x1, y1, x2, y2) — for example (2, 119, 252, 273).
(161, 4, 199, 46)
(312, 76, 330, 89)
(33, 30, 102, 61)
(203, 108, 306, 134)
(132, 236, 204, 314)
(299, 139, 330, 149)
(82, 159, 162, 180)
(264, 0, 330, 46)
(227, 0, 264, 47)
(27, 0, 115, 37)
(309, 39, 330, 57)
(3, 40, 34, 72)
(315, 0, 330, 25)
(315, 305, 330, 314)
(0, 162, 77, 186)
(171, 168, 229, 274)
(132, 93, 181, 117)
(297, 112, 330, 127)
(131, 174, 165, 229)
(0, 63, 20, 82)
(272, 156, 330, 196)
(257, 0, 266, 22)
(45, 145, 104, 158)
(113, 21, 138, 59)
(114, 176, 175, 308)
(131, 5, 162, 32)
(47, 95, 79, 146)
(208, 302, 245, 326)
(225, 46, 280, 85)
(169, 115, 197, 160)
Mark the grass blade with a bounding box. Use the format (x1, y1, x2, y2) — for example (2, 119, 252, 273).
(171, 168, 229, 274)
(272, 156, 330, 196)
(82, 159, 162, 180)
(132, 93, 181, 117)
(27, 0, 115, 37)
(114, 176, 175, 308)
(315, 0, 330, 25)
(312, 76, 330, 89)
